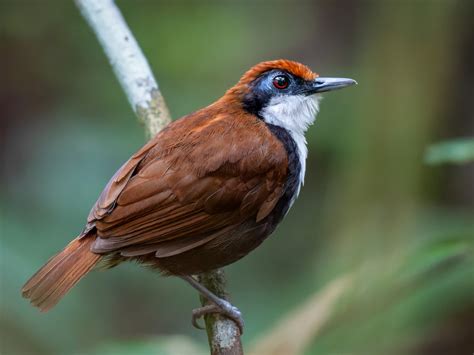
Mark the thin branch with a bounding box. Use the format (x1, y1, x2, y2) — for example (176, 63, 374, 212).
(198, 270, 243, 355)
(75, 0, 171, 138)
(75, 0, 243, 353)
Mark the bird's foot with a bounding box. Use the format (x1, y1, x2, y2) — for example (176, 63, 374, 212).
(191, 300, 244, 334)
(180, 275, 244, 334)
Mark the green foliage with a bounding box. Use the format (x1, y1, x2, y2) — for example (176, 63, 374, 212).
(425, 138, 474, 165)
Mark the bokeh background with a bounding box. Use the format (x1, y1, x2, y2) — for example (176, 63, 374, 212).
(1, 1, 473, 354)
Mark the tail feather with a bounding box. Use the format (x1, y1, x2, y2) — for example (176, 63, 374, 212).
(22, 236, 101, 311)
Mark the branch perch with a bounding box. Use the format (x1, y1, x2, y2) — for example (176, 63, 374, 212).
(75, 0, 171, 138)
(75, 0, 243, 353)
(198, 270, 243, 355)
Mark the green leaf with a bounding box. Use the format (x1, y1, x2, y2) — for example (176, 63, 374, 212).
(425, 138, 474, 165)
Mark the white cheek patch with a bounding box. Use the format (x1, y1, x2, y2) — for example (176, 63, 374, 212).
(260, 94, 320, 202)
(262, 94, 320, 135)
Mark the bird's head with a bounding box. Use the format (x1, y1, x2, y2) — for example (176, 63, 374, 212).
(225, 59, 356, 136)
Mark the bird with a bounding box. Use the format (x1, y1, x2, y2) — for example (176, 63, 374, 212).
(22, 59, 356, 333)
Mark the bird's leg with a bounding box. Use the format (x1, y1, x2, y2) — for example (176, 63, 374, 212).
(180, 275, 244, 334)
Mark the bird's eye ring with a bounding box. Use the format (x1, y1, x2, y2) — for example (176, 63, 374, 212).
(273, 75, 289, 89)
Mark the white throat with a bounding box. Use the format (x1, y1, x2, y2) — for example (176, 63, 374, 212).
(260, 94, 321, 199)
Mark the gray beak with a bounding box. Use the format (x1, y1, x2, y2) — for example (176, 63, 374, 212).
(309, 77, 357, 94)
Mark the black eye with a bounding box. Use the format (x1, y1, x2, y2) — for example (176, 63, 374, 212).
(273, 75, 289, 89)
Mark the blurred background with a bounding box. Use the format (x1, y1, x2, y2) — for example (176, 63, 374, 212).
(1, 1, 473, 354)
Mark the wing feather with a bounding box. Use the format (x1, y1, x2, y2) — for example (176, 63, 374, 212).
(86, 108, 289, 257)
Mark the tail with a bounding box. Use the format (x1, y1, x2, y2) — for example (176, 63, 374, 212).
(22, 236, 101, 312)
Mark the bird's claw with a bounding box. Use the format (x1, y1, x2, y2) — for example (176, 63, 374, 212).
(191, 301, 244, 334)
(191, 304, 214, 330)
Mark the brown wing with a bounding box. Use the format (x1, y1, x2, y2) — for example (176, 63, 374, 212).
(85, 106, 288, 258)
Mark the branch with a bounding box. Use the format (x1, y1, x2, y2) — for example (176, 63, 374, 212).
(75, 1, 243, 353)
(75, 0, 171, 138)
(198, 270, 243, 355)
